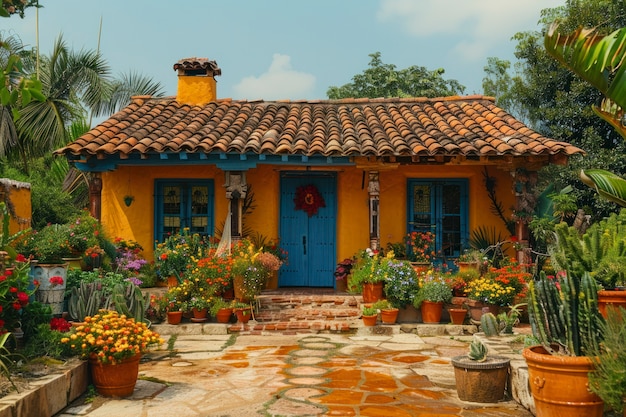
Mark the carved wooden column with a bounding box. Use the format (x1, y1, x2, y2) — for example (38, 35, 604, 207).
(368, 171, 380, 250)
(89, 173, 102, 221)
(224, 171, 247, 242)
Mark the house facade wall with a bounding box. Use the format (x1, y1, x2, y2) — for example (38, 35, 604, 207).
(99, 163, 515, 264)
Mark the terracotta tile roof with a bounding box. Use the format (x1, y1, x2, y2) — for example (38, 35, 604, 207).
(56, 95, 583, 164)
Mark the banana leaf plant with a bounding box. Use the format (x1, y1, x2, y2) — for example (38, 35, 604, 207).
(545, 23, 626, 205)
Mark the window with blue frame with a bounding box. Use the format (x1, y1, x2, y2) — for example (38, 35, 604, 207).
(154, 180, 214, 243)
(407, 179, 468, 265)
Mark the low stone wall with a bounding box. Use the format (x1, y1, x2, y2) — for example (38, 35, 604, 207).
(0, 359, 88, 417)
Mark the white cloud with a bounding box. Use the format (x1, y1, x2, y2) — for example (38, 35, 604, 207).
(233, 54, 316, 100)
(377, 0, 564, 63)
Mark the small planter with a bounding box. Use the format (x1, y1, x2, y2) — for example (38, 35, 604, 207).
(167, 276, 179, 288)
(380, 308, 399, 324)
(235, 307, 252, 323)
(468, 301, 500, 321)
(192, 307, 208, 319)
(420, 300, 443, 323)
(451, 355, 510, 403)
(448, 308, 467, 325)
(215, 308, 233, 323)
(410, 262, 431, 275)
(166, 311, 183, 325)
(362, 314, 378, 326)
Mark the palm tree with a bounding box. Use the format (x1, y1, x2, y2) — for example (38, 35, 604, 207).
(3, 35, 164, 173)
(544, 23, 626, 206)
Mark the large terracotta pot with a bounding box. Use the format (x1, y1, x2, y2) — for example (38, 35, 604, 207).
(451, 355, 510, 403)
(522, 345, 603, 417)
(380, 308, 399, 324)
(420, 300, 443, 323)
(89, 354, 141, 397)
(362, 282, 384, 303)
(597, 289, 626, 318)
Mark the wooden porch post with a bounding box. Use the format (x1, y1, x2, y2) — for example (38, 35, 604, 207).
(89, 173, 102, 221)
(368, 171, 380, 250)
(513, 168, 536, 265)
(224, 171, 247, 242)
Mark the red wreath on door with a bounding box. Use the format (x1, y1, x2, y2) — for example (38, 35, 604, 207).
(294, 184, 326, 217)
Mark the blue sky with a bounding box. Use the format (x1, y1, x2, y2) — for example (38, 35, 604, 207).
(3, 0, 563, 102)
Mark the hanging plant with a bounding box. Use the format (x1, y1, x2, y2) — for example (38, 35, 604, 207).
(294, 184, 325, 217)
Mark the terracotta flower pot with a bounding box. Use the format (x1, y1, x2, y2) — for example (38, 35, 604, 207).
(216, 308, 232, 323)
(362, 314, 377, 326)
(192, 307, 208, 319)
(420, 300, 443, 323)
(468, 302, 500, 321)
(235, 307, 252, 323)
(362, 282, 383, 303)
(380, 308, 399, 324)
(597, 289, 626, 318)
(522, 345, 603, 417)
(89, 354, 141, 397)
(167, 311, 183, 325)
(448, 308, 467, 325)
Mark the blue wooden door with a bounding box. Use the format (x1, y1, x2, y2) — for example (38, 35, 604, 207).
(279, 173, 336, 287)
(407, 179, 468, 268)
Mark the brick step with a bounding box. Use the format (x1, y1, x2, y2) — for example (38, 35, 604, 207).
(254, 291, 363, 323)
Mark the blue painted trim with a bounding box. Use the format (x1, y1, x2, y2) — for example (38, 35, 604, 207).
(68, 153, 352, 172)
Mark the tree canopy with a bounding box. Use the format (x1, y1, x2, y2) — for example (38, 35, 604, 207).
(484, 0, 626, 220)
(327, 52, 465, 99)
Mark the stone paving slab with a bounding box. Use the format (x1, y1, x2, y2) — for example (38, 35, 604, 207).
(55, 329, 535, 417)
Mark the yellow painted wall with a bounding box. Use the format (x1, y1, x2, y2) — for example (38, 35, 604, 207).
(101, 165, 226, 260)
(0, 179, 31, 234)
(100, 163, 515, 263)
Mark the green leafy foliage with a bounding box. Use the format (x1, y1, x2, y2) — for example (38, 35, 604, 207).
(327, 52, 464, 99)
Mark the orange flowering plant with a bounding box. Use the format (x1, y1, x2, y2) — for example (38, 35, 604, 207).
(405, 231, 435, 263)
(61, 310, 163, 364)
(465, 259, 531, 306)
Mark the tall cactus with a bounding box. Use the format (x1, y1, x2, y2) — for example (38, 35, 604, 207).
(68, 282, 108, 322)
(109, 282, 148, 323)
(552, 210, 626, 289)
(527, 270, 603, 356)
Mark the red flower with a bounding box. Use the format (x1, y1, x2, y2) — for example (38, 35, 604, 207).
(17, 292, 28, 303)
(9, 287, 17, 293)
(12, 302, 21, 310)
(5, 269, 12, 276)
(160, 253, 168, 260)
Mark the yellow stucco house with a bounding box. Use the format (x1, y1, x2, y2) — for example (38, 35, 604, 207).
(54, 58, 583, 289)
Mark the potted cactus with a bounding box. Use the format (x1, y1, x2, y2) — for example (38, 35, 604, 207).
(451, 339, 510, 403)
(523, 270, 605, 416)
(552, 211, 626, 317)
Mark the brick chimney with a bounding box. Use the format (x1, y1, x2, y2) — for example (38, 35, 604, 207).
(173, 57, 221, 105)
